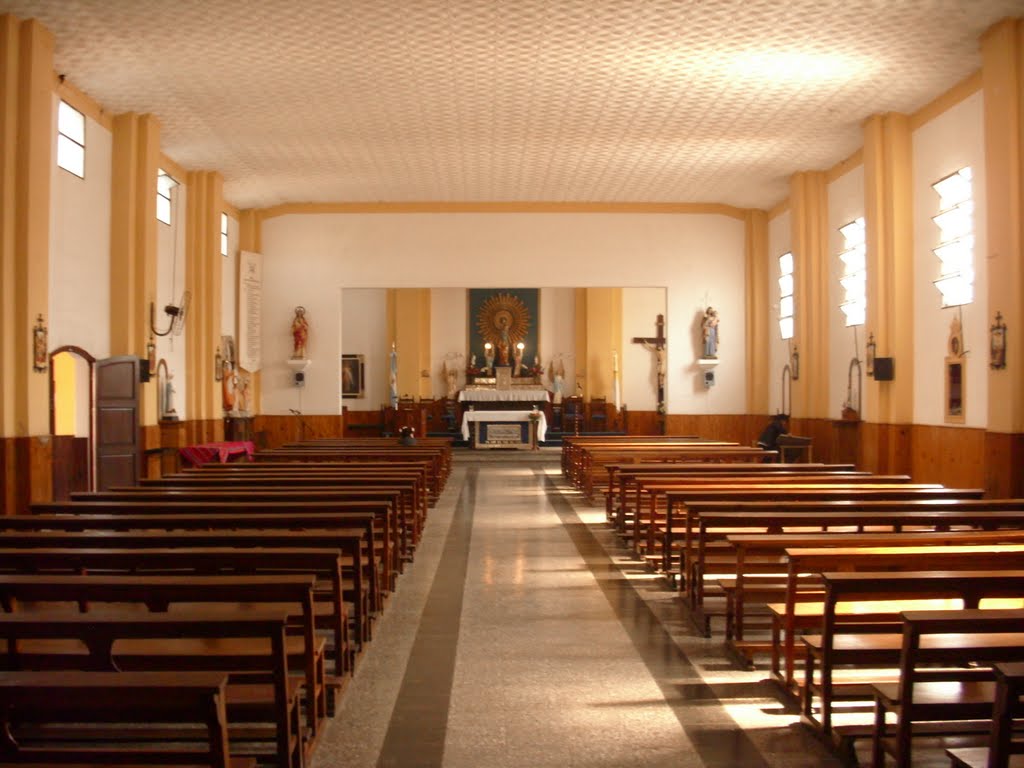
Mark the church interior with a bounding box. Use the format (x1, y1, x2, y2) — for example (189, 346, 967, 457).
(1, 2, 1024, 767)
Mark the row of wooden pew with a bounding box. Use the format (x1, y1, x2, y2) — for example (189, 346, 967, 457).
(0, 436, 452, 768)
(563, 435, 1024, 768)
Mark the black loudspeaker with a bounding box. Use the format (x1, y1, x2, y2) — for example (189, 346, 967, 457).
(294, 371, 306, 387)
(873, 357, 895, 381)
(139, 357, 151, 383)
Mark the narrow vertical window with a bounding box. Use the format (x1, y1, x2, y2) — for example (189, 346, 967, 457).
(157, 170, 176, 225)
(931, 167, 974, 307)
(220, 213, 229, 256)
(778, 252, 794, 339)
(838, 218, 866, 327)
(57, 101, 85, 178)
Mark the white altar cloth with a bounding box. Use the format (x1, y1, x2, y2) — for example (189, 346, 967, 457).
(461, 410, 547, 442)
(458, 388, 550, 403)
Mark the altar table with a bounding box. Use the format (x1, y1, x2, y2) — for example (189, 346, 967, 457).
(461, 411, 547, 449)
(179, 441, 255, 467)
(458, 389, 550, 403)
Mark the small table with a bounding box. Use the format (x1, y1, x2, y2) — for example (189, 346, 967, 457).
(179, 441, 255, 467)
(461, 411, 547, 450)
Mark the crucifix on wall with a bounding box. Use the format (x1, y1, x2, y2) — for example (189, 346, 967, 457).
(632, 313, 667, 433)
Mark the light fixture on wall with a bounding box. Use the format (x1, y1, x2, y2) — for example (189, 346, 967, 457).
(214, 346, 224, 381)
(990, 311, 1007, 370)
(32, 314, 47, 373)
(150, 291, 191, 337)
(146, 334, 156, 377)
(790, 344, 800, 381)
(866, 332, 876, 377)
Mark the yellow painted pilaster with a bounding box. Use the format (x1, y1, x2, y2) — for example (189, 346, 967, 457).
(981, 19, 1024, 433)
(109, 112, 160, 424)
(0, 16, 53, 438)
(573, 288, 587, 396)
(184, 171, 224, 424)
(582, 288, 621, 401)
(238, 209, 262, 413)
(789, 172, 830, 419)
(863, 113, 915, 426)
(744, 209, 770, 414)
(387, 288, 431, 399)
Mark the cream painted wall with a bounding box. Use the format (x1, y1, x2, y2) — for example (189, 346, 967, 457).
(621, 287, 664, 412)
(155, 184, 187, 419)
(48, 104, 112, 359)
(430, 288, 468, 400)
(912, 91, 988, 428)
(260, 212, 748, 415)
(768, 211, 792, 415)
(827, 165, 869, 420)
(340, 288, 389, 412)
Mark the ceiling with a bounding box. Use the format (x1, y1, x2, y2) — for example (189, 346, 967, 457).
(3, 0, 1019, 211)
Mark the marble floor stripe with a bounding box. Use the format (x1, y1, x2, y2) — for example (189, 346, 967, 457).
(376, 468, 478, 768)
(539, 470, 774, 768)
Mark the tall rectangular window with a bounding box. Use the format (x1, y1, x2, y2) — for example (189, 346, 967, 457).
(220, 213, 229, 256)
(778, 251, 794, 340)
(838, 217, 866, 327)
(57, 101, 85, 178)
(157, 170, 176, 225)
(931, 167, 974, 307)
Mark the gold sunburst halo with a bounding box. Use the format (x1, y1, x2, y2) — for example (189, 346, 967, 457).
(476, 293, 531, 348)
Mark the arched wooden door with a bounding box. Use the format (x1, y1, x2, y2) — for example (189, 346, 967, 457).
(49, 345, 95, 498)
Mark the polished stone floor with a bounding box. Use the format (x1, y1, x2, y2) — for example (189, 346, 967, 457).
(309, 453, 949, 768)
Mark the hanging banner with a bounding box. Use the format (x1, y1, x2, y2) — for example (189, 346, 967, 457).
(238, 250, 263, 372)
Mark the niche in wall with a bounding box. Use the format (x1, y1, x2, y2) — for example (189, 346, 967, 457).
(944, 315, 965, 425)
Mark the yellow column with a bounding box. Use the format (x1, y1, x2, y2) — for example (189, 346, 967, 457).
(981, 18, 1024, 496)
(184, 171, 224, 437)
(744, 209, 770, 415)
(386, 288, 431, 399)
(982, 19, 1024, 432)
(0, 16, 53, 438)
(863, 113, 915, 427)
(789, 172, 831, 419)
(109, 112, 160, 424)
(582, 288, 621, 401)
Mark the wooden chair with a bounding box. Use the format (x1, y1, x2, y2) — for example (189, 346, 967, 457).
(563, 396, 584, 435)
(588, 397, 608, 432)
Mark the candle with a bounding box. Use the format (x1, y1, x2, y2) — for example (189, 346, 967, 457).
(612, 350, 619, 373)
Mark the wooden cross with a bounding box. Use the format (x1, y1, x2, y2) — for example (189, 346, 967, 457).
(631, 314, 667, 433)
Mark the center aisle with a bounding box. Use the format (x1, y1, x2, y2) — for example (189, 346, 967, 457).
(312, 452, 842, 768)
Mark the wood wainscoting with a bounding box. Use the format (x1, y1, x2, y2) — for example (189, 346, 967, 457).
(0, 436, 54, 515)
(255, 414, 345, 449)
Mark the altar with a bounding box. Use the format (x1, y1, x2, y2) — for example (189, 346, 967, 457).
(458, 388, 550, 404)
(461, 410, 547, 450)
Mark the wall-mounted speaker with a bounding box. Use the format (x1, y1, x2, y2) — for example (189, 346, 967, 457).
(294, 371, 306, 388)
(703, 370, 715, 388)
(873, 357, 894, 381)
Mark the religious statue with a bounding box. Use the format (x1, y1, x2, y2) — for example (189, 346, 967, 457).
(549, 359, 566, 404)
(221, 359, 237, 412)
(475, 293, 530, 370)
(163, 372, 178, 420)
(388, 343, 398, 408)
(236, 372, 251, 415)
(702, 307, 719, 359)
(291, 306, 309, 359)
(641, 340, 667, 391)
(512, 342, 524, 377)
(484, 343, 495, 373)
(443, 360, 459, 399)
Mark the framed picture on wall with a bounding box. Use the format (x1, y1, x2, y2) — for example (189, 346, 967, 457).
(341, 354, 364, 399)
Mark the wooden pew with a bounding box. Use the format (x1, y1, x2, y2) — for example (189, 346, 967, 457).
(604, 462, 857, 523)
(0, 547, 352, 679)
(0, 529, 370, 652)
(663, 486, 985, 582)
(30, 501, 394, 598)
(0, 608, 302, 768)
(71, 489, 412, 580)
(947, 661, 1024, 768)
(688, 502, 1024, 638)
(0, 573, 325, 742)
(871, 609, 1024, 768)
(794, 561, 1024, 741)
(250, 451, 445, 500)
(0, 670, 253, 768)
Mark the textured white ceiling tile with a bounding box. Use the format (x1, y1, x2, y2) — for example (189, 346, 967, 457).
(3, 0, 1017, 208)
